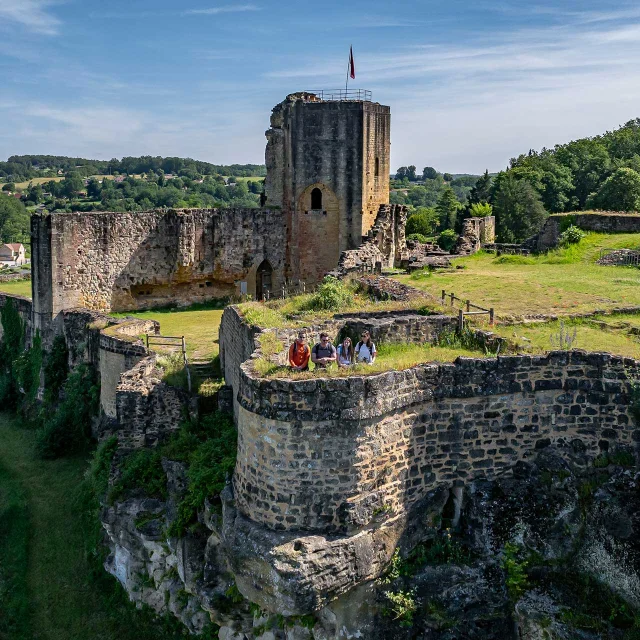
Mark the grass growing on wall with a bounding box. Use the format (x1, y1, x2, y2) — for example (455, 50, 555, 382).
(394, 233, 640, 318)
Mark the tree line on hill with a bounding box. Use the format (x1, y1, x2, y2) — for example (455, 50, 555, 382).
(0, 155, 266, 183)
(397, 118, 640, 244)
(0, 172, 263, 243)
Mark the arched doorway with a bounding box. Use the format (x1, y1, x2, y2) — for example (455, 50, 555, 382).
(256, 259, 273, 300)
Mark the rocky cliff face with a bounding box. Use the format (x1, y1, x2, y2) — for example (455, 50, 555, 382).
(100, 438, 640, 639)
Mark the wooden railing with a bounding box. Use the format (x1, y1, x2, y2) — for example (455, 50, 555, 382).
(441, 289, 494, 330)
(146, 334, 191, 393)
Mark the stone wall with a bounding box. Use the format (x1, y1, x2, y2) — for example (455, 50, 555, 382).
(457, 216, 496, 254)
(0, 292, 33, 347)
(233, 349, 636, 532)
(536, 212, 640, 251)
(31, 208, 286, 319)
(333, 204, 408, 275)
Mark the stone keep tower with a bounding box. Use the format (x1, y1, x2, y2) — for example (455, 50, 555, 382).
(264, 91, 391, 284)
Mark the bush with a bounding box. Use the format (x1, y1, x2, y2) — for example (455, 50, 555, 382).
(307, 276, 354, 311)
(109, 449, 167, 503)
(43, 335, 69, 401)
(559, 224, 585, 246)
(406, 207, 438, 237)
(36, 364, 100, 459)
(469, 202, 493, 217)
(407, 233, 429, 243)
(168, 412, 237, 536)
(437, 229, 458, 252)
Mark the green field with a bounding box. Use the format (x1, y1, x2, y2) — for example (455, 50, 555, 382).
(113, 303, 224, 361)
(396, 233, 640, 320)
(0, 279, 32, 298)
(0, 413, 189, 640)
(492, 318, 640, 359)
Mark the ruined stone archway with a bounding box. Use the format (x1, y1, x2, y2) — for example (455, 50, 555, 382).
(256, 259, 273, 301)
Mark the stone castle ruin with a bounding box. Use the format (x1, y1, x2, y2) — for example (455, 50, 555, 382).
(3, 91, 639, 639)
(31, 92, 408, 334)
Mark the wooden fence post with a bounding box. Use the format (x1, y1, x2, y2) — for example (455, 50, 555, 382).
(489, 308, 494, 325)
(450, 293, 455, 307)
(466, 300, 470, 312)
(458, 309, 464, 333)
(442, 289, 446, 305)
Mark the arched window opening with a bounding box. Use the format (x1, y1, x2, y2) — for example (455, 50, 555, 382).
(311, 187, 323, 210)
(256, 259, 273, 301)
(375, 157, 380, 177)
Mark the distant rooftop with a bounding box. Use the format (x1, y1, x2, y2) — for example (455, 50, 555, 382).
(303, 89, 372, 102)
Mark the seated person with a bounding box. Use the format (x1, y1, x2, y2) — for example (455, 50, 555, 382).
(336, 337, 354, 367)
(311, 333, 337, 368)
(288, 332, 310, 371)
(355, 331, 377, 364)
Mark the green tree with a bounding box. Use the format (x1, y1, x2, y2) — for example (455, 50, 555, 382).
(0, 192, 29, 242)
(588, 167, 640, 211)
(435, 186, 460, 231)
(406, 165, 417, 181)
(2, 182, 15, 192)
(493, 172, 547, 242)
(442, 172, 453, 182)
(469, 170, 492, 204)
(86, 178, 102, 199)
(469, 202, 493, 217)
(406, 207, 438, 236)
(63, 172, 83, 198)
(26, 182, 43, 204)
(422, 166, 438, 180)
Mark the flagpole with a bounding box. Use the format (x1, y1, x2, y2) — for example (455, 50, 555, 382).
(345, 45, 350, 93)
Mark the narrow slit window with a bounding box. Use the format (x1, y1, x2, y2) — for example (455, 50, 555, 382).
(375, 157, 380, 177)
(311, 187, 322, 210)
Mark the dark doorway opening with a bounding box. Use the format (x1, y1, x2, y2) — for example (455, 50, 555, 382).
(256, 260, 273, 301)
(311, 187, 323, 210)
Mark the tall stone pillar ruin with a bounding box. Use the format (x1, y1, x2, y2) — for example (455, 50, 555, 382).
(264, 91, 391, 284)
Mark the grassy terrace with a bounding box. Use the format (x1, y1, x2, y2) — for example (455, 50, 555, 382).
(111, 301, 224, 361)
(395, 233, 640, 319)
(0, 279, 32, 298)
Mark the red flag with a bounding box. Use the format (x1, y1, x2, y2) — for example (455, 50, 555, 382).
(349, 46, 355, 79)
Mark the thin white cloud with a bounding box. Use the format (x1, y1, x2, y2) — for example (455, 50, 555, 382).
(183, 4, 259, 16)
(0, 0, 61, 35)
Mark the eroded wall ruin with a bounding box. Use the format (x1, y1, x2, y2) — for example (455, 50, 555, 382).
(31, 208, 286, 320)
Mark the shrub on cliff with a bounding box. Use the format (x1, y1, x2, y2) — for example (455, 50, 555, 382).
(307, 276, 354, 311)
(36, 364, 99, 459)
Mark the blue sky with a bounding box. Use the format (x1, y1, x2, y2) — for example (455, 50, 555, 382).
(2, 1, 640, 173)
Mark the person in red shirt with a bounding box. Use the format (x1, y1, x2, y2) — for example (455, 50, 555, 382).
(288, 331, 310, 371)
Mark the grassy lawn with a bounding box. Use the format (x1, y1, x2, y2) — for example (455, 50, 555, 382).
(395, 233, 640, 319)
(112, 302, 224, 361)
(492, 318, 640, 359)
(0, 413, 189, 640)
(0, 279, 32, 298)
